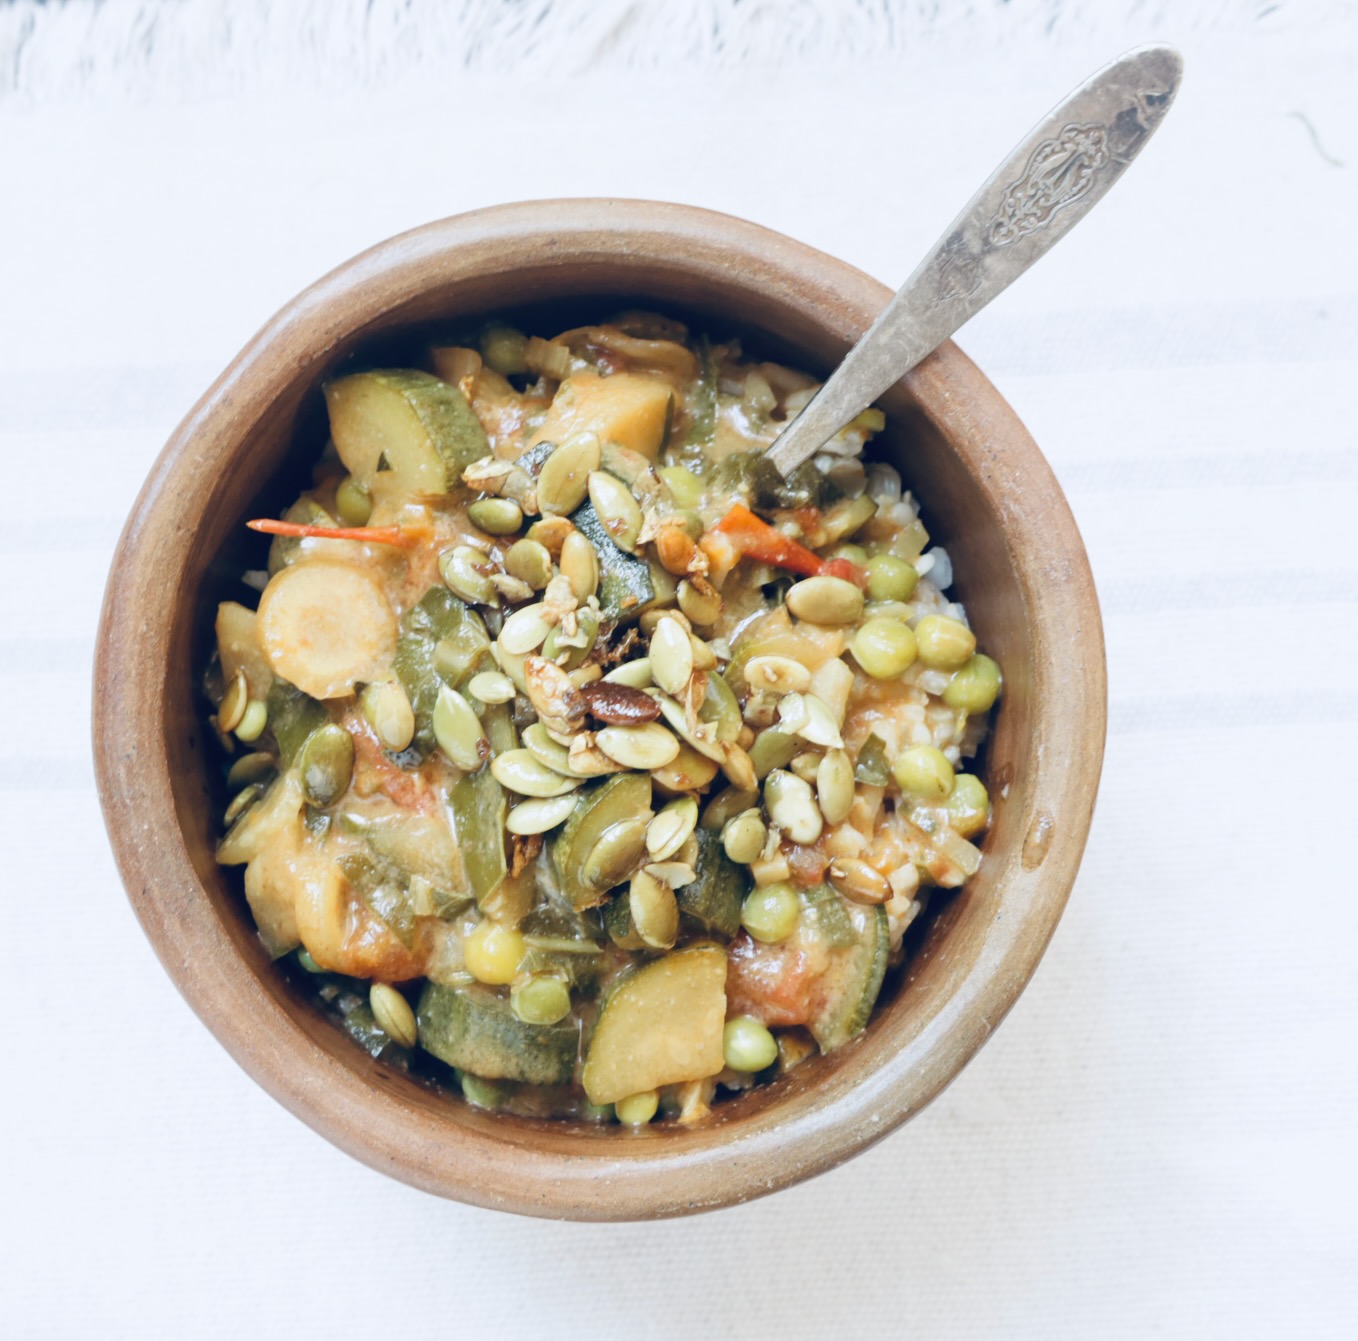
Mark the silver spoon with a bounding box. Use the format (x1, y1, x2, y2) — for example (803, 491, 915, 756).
(767, 44, 1183, 478)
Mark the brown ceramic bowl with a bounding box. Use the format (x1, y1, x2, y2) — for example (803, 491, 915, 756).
(94, 200, 1105, 1219)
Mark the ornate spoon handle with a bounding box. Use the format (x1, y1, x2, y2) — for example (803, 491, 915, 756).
(767, 44, 1183, 478)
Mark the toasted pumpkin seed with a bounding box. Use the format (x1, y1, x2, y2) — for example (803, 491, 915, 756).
(745, 655, 812, 696)
(778, 691, 844, 749)
(491, 749, 583, 797)
(433, 685, 489, 770)
(642, 861, 696, 889)
(582, 815, 652, 889)
(652, 740, 721, 793)
(654, 693, 724, 762)
(650, 616, 694, 697)
(299, 724, 355, 807)
(504, 538, 553, 590)
(559, 530, 600, 601)
(360, 678, 416, 753)
(369, 983, 418, 1048)
(785, 575, 865, 626)
(226, 751, 276, 791)
(467, 670, 516, 705)
(603, 658, 654, 689)
(764, 769, 823, 845)
(720, 740, 758, 791)
(506, 793, 580, 835)
(541, 606, 599, 669)
(700, 786, 760, 832)
(499, 603, 552, 656)
(524, 515, 575, 557)
(467, 497, 524, 535)
(440, 545, 496, 603)
(722, 808, 767, 865)
(749, 728, 799, 779)
(584, 681, 661, 726)
(790, 751, 821, 783)
(646, 796, 699, 861)
(827, 857, 892, 905)
(223, 783, 263, 826)
(567, 735, 626, 777)
(587, 470, 644, 552)
(688, 633, 717, 672)
(218, 669, 248, 734)
(537, 432, 601, 516)
(677, 578, 722, 626)
(629, 869, 679, 949)
(596, 722, 680, 771)
(522, 722, 575, 774)
(640, 606, 691, 638)
(816, 748, 856, 824)
(234, 700, 269, 743)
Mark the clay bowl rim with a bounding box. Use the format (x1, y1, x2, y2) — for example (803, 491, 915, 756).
(93, 199, 1106, 1220)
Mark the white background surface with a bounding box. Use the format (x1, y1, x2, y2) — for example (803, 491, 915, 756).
(3, 2, 1356, 1336)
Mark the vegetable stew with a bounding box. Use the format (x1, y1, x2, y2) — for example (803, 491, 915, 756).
(205, 312, 1002, 1125)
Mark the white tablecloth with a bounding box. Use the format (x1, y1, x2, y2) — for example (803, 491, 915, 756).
(3, 2, 1356, 1336)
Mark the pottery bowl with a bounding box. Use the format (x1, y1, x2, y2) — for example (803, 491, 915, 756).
(93, 200, 1106, 1219)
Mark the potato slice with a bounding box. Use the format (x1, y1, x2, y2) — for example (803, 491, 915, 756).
(582, 944, 727, 1105)
(215, 600, 274, 699)
(257, 559, 397, 700)
(531, 372, 673, 459)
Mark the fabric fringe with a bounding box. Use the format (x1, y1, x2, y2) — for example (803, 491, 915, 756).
(0, 0, 1339, 103)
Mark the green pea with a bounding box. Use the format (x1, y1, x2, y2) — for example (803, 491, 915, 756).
(511, 974, 572, 1026)
(467, 497, 524, 536)
(741, 882, 801, 943)
(615, 1090, 659, 1126)
(460, 1073, 508, 1110)
(893, 745, 955, 801)
(943, 654, 1002, 713)
(723, 1017, 779, 1072)
(659, 465, 703, 509)
(335, 475, 372, 527)
(865, 554, 918, 603)
(851, 616, 918, 679)
(946, 774, 990, 838)
(579, 1100, 615, 1122)
(480, 323, 528, 375)
(297, 949, 324, 974)
(830, 543, 869, 568)
(914, 615, 976, 670)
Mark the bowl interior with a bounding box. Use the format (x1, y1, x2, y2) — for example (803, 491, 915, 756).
(98, 202, 1103, 1218)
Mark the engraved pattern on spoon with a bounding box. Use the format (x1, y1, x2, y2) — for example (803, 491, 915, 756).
(989, 122, 1110, 247)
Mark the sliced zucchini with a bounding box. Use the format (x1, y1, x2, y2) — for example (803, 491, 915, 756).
(417, 983, 578, 1085)
(568, 499, 655, 623)
(325, 369, 489, 495)
(806, 903, 889, 1052)
(581, 944, 727, 1105)
(448, 764, 507, 910)
(265, 681, 328, 767)
(391, 586, 486, 763)
(676, 827, 743, 938)
(801, 883, 856, 950)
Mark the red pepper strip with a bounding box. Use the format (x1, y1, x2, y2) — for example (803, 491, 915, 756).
(710, 504, 868, 588)
(246, 518, 419, 548)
